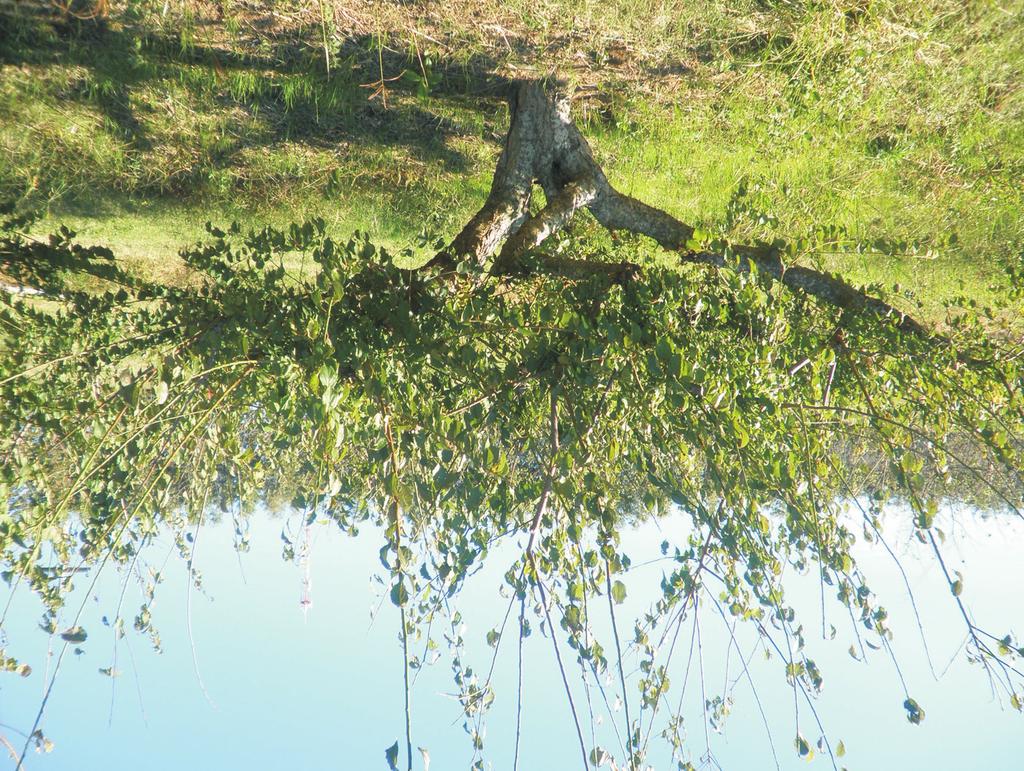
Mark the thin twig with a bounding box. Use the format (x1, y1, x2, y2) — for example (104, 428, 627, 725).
(529, 556, 589, 771)
(605, 560, 635, 769)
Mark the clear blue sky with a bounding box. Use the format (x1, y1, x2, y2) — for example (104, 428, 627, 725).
(2, 505, 1023, 770)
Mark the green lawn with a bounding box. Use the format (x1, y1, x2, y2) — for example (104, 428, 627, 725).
(1, 0, 1021, 320)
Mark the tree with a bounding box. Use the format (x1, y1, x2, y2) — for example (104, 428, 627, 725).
(1, 80, 1023, 771)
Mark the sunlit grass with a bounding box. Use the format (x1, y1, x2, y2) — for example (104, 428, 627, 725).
(0, 0, 1020, 321)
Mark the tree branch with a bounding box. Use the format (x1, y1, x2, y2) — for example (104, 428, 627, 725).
(492, 178, 598, 274)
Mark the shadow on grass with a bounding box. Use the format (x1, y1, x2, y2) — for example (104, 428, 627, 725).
(0, 203, 140, 293)
(0, 4, 518, 203)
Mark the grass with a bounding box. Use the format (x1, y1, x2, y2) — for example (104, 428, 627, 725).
(0, 0, 1021, 320)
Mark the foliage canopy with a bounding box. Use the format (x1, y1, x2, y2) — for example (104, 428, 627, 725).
(1, 168, 1023, 767)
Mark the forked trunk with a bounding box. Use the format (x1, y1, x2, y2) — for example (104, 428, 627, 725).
(432, 79, 933, 341)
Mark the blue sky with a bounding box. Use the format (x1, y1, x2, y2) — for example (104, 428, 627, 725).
(2, 505, 1023, 770)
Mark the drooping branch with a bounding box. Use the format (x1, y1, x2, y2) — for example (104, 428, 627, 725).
(431, 79, 936, 339)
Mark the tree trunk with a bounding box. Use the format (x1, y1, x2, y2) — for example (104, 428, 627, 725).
(432, 79, 934, 341)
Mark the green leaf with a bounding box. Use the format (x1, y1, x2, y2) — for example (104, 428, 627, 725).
(154, 380, 169, 405)
(60, 626, 87, 644)
(390, 581, 409, 607)
(794, 733, 814, 760)
(611, 580, 627, 605)
(731, 415, 749, 448)
(385, 740, 399, 771)
(903, 697, 925, 724)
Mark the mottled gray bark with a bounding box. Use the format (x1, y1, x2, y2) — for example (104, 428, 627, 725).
(433, 79, 933, 339)
(493, 179, 598, 273)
